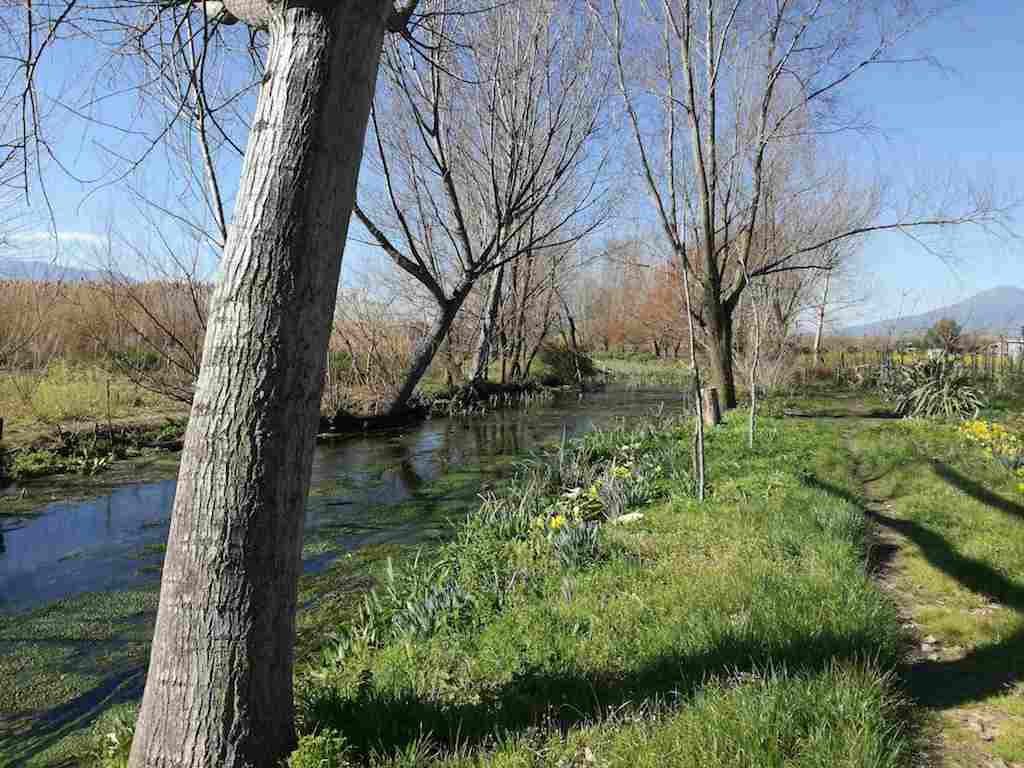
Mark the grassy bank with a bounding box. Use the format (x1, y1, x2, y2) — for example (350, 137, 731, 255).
(0, 364, 183, 444)
(811, 415, 1024, 767)
(594, 355, 691, 388)
(274, 414, 911, 767)
(38, 400, 1021, 767)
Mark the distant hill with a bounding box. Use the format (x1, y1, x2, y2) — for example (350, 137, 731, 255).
(844, 285, 1024, 337)
(0, 257, 107, 282)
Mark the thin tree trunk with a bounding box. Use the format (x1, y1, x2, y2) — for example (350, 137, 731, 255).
(812, 269, 832, 367)
(471, 264, 504, 384)
(500, 341, 508, 384)
(680, 255, 705, 502)
(386, 296, 465, 413)
(749, 292, 762, 449)
(128, 5, 389, 768)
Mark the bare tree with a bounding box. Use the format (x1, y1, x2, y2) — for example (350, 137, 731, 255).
(356, 0, 611, 412)
(77, 227, 213, 403)
(603, 0, 1009, 409)
(2, 0, 434, 764)
(120, 2, 411, 764)
(498, 241, 574, 382)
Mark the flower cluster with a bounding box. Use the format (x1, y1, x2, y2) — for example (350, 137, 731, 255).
(535, 484, 603, 534)
(960, 420, 1020, 453)
(959, 419, 1024, 492)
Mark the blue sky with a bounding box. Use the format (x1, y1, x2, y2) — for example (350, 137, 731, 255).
(13, 2, 1024, 325)
(835, 4, 1024, 323)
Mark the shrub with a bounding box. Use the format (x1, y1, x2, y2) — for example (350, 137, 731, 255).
(886, 354, 984, 419)
(807, 365, 836, 382)
(10, 449, 69, 479)
(155, 420, 186, 443)
(109, 347, 161, 373)
(538, 343, 596, 384)
(959, 419, 1024, 478)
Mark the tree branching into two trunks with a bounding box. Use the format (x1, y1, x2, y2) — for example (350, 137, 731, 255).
(355, 0, 612, 412)
(604, 0, 1010, 411)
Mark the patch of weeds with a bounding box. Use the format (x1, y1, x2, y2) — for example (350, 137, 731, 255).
(87, 703, 137, 768)
(288, 728, 353, 768)
(10, 449, 72, 479)
(153, 420, 186, 443)
(129, 543, 166, 559)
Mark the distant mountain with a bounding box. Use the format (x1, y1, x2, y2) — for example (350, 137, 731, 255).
(844, 285, 1024, 337)
(0, 257, 107, 282)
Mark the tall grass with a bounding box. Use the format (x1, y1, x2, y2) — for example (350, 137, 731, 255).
(0, 362, 172, 428)
(286, 415, 909, 767)
(596, 357, 693, 388)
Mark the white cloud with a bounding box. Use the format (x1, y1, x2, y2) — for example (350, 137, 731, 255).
(11, 231, 105, 246)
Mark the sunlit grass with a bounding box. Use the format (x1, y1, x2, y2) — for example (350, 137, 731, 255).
(286, 415, 910, 767)
(0, 362, 178, 438)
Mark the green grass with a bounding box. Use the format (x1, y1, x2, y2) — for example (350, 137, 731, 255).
(843, 420, 1024, 767)
(0, 363, 182, 447)
(768, 391, 1024, 768)
(594, 356, 692, 388)
(32, 393, 1016, 768)
(288, 415, 911, 767)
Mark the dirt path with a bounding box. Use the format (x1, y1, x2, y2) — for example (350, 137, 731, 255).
(846, 426, 1022, 768)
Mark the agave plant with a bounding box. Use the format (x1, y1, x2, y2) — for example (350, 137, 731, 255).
(888, 354, 984, 420)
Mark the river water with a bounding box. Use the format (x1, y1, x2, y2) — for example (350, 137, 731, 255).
(0, 386, 690, 615)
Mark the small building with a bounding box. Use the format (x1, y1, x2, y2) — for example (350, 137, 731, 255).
(1005, 338, 1024, 362)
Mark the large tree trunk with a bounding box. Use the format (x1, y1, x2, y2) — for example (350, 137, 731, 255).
(386, 296, 466, 413)
(128, 5, 389, 768)
(471, 264, 504, 384)
(704, 287, 738, 410)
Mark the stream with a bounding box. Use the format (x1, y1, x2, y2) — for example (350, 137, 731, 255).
(0, 386, 694, 760)
(0, 386, 689, 615)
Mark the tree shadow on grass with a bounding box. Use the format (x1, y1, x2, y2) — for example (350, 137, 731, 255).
(804, 475, 1024, 714)
(0, 664, 145, 766)
(931, 459, 1024, 522)
(306, 618, 897, 758)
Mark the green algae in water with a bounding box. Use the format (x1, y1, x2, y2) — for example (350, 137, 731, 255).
(130, 543, 166, 559)
(2, 386, 696, 765)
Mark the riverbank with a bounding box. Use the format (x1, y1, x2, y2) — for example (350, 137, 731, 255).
(8, 407, 914, 767)
(12, 388, 1020, 767)
(278, 412, 912, 767)
(1, 388, 695, 766)
(1, 373, 594, 491)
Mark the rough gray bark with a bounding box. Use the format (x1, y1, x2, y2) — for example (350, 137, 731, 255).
(471, 265, 504, 384)
(128, 3, 391, 767)
(706, 297, 737, 409)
